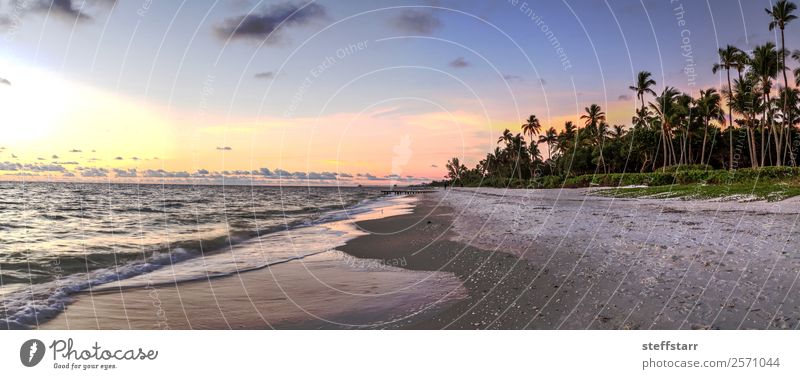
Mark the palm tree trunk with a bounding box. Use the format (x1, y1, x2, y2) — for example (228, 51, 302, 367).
(726, 70, 734, 170)
(747, 124, 758, 168)
(706, 125, 719, 167)
(687, 131, 692, 165)
(776, 27, 789, 167)
(667, 130, 674, 167)
(686, 131, 691, 165)
(640, 94, 643, 113)
(786, 120, 796, 166)
(661, 127, 668, 171)
(766, 91, 781, 166)
(748, 124, 757, 168)
(701, 117, 709, 165)
(680, 130, 687, 165)
(598, 145, 606, 173)
(640, 94, 646, 115)
(669, 130, 677, 166)
(783, 125, 793, 165)
(776, 123, 784, 166)
(781, 27, 789, 91)
(791, 127, 798, 166)
(761, 92, 768, 168)
(653, 133, 662, 172)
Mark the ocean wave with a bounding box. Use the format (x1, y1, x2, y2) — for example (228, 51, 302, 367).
(0, 194, 409, 329)
(0, 248, 194, 329)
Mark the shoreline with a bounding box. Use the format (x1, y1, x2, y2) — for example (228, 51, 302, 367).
(39, 195, 467, 330)
(40, 187, 800, 329)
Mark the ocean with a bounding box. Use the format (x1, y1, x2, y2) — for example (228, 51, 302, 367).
(0, 182, 415, 329)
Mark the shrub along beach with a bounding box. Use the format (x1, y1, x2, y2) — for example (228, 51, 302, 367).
(435, 1, 800, 201)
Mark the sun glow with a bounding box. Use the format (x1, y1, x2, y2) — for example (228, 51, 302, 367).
(0, 64, 65, 144)
(0, 59, 176, 166)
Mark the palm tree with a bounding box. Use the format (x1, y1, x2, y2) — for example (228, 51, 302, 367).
(767, 1, 797, 94)
(556, 121, 578, 155)
(521, 114, 542, 141)
(713, 45, 745, 170)
(538, 127, 558, 160)
(561, 121, 577, 143)
(650, 87, 681, 169)
(519, 116, 540, 177)
(673, 93, 696, 165)
(497, 129, 514, 178)
(597, 122, 611, 140)
(446, 157, 466, 184)
(581, 104, 606, 131)
(632, 107, 652, 129)
(478, 151, 498, 177)
(777, 87, 799, 165)
(525, 141, 542, 179)
(730, 77, 763, 167)
(611, 125, 626, 140)
(629, 71, 657, 113)
(750, 43, 784, 165)
(498, 128, 513, 145)
(734, 50, 750, 80)
(794, 50, 800, 86)
(695, 89, 726, 165)
(767, 1, 797, 166)
(528, 142, 543, 163)
(581, 104, 607, 171)
(498, 129, 525, 181)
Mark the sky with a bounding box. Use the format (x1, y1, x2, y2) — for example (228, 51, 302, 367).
(0, 0, 798, 185)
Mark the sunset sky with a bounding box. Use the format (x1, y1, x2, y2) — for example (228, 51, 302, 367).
(0, 0, 796, 184)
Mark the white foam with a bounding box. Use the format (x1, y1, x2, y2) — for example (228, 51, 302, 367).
(0, 195, 415, 329)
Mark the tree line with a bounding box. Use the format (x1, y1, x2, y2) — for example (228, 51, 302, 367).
(441, 1, 800, 187)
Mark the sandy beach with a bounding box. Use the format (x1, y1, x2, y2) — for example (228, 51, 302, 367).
(42, 187, 800, 329)
(419, 187, 800, 329)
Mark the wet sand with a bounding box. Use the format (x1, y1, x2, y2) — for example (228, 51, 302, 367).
(41, 252, 466, 330)
(339, 197, 561, 329)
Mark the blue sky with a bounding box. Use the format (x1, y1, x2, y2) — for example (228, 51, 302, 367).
(0, 0, 797, 183)
(5, 1, 792, 115)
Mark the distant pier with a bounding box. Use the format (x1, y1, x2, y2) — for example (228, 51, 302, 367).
(381, 188, 437, 195)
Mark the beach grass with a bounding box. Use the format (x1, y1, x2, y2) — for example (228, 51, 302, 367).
(593, 180, 800, 202)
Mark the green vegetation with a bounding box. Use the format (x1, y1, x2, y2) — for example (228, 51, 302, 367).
(432, 1, 800, 201)
(593, 180, 800, 202)
(551, 166, 800, 188)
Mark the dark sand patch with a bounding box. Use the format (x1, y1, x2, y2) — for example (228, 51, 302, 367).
(340, 197, 571, 329)
(41, 250, 465, 330)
